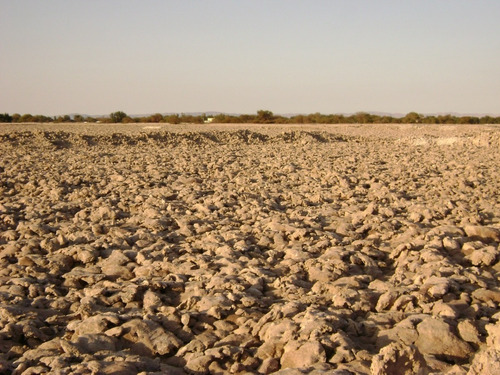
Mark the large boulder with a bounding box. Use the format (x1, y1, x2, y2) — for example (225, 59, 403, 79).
(415, 317, 473, 361)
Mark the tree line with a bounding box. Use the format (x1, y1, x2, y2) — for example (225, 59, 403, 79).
(1, 110, 499, 124)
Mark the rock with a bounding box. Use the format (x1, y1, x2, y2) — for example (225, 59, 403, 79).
(60, 339, 82, 356)
(99, 250, 134, 279)
(77, 249, 97, 264)
(184, 354, 213, 374)
(14, 365, 50, 374)
(390, 294, 415, 311)
(196, 294, 233, 316)
(457, 320, 482, 345)
(2, 125, 500, 373)
(415, 317, 473, 361)
(101, 263, 134, 280)
(463, 225, 500, 243)
(143, 290, 163, 311)
(281, 340, 326, 369)
(259, 319, 298, 344)
(68, 314, 121, 336)
(461, 241, 484, 256)
(375, 291, 398, 312)
(72, 334, 117, 353)
(370, 342, 429, 375)
(468, 349, 500, 375)
(422, 276, 452, 299)
(467, 246, 498, 266)
(329, 331, 357, 364)
(17, 338, 62, 361)
(98, 362, 139, 375)
(121, 319, 183, 356)
(443, 237, 462, 252)
(432, 301, 459, 319)
(258, 358, 281, 374)
(485, 320, 500, 349)
(376, 318, 419, 349)
(471, 288, 500, 303)
(89, 205, 116, 222)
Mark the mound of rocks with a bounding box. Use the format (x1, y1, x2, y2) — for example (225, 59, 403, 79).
(0, 125, 499, 374)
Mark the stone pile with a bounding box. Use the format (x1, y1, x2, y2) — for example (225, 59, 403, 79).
(0, 125, 499, 374)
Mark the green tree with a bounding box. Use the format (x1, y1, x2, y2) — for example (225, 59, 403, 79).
(55, 115, 71, 123)
(33, 115, 52, 122)
(352, 112, 373, 123)
(180, 113, 197, 123)
(480, 116, 494, 124)
(165, 114, 181, 124)
(0, 113, 13, 122)
(402, 112, 422, 123)
(122, 116, 135, 123)
(212, 113, 228, 124)
(146, 113, 164, 123)
(291, 114, 306, 124)
(238, 114, 255, 123)
(110, 111, 127, 123)
(20, 113, 34, 122)
(436, 114, 457, 124)
(256, 110, 274, 123)
(378, 116, 394, 124)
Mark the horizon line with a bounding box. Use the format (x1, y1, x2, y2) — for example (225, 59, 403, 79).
(2, 110, 500, 118)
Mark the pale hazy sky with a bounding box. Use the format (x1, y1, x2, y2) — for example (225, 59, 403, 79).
(1, 0, 499, 116)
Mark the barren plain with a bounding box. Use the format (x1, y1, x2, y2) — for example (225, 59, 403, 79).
(0, 123, 500, 374)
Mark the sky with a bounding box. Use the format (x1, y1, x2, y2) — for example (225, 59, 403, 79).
(1, 0, 500, 116)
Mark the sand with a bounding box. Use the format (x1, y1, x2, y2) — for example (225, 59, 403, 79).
(0, 123, 499, 374)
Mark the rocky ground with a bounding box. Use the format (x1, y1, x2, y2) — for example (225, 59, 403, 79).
(0, 123, 499, 374)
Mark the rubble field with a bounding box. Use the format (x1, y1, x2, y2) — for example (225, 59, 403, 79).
(0, 123, 500, 374)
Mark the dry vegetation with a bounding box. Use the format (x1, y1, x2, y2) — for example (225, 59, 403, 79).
(0, 123, 499, 374)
